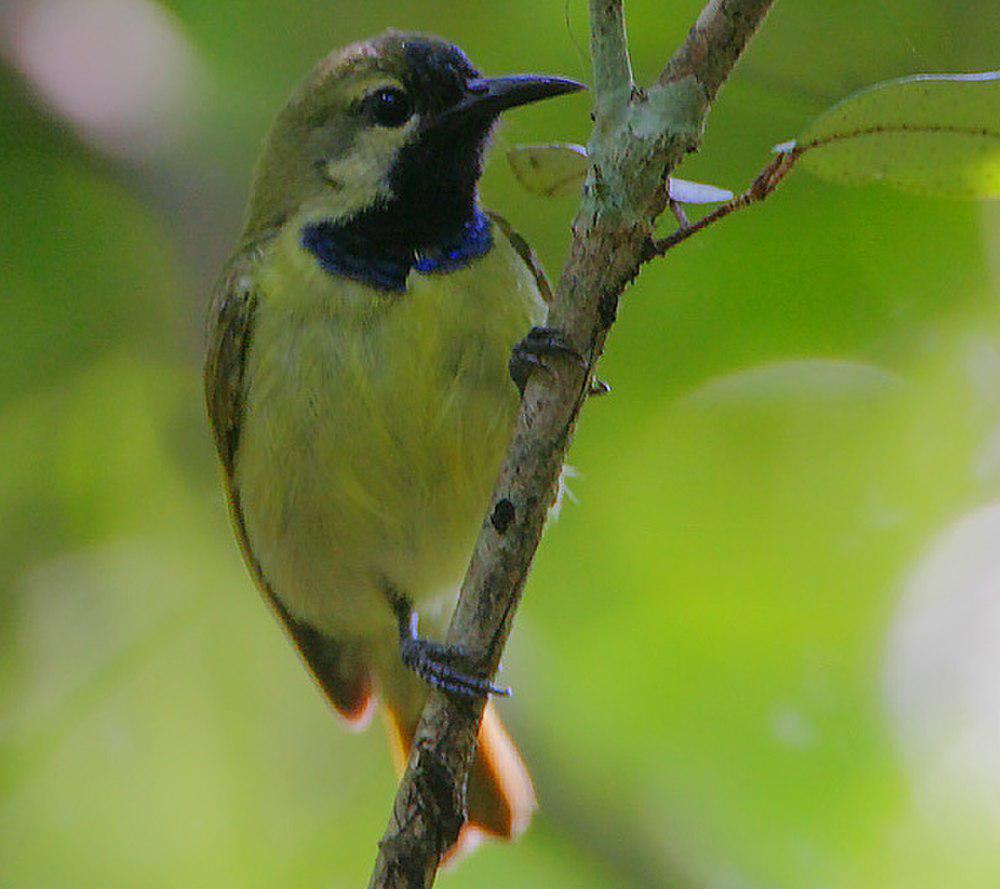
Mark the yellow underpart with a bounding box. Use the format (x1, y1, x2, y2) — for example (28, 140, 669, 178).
(235, 211, 546, 643)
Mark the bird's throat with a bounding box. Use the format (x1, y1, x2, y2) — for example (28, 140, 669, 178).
(301, 207, 494, 292)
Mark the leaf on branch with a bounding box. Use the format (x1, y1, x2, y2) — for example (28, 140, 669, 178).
(506, 143, 733, 203)
(792, 70, 1000, 199)
(507, 143, 588, 197)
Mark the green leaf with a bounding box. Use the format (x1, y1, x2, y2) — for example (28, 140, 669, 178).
(506, 143, 589, 197)
(507, 143, 734, 203)
(796, 71, 1000, 198)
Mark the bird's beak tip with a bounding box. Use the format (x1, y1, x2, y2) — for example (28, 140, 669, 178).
(463, 74, 588, 115)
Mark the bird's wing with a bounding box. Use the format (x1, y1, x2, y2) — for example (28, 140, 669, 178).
(205, 248, 259, 477)
(487, 211, 554, 304)
(204, 244, 374, 725)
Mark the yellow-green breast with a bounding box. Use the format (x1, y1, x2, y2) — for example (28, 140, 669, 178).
(234, 212, 546, 641)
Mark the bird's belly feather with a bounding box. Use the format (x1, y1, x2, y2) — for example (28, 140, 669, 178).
(236, 235, 544, 640)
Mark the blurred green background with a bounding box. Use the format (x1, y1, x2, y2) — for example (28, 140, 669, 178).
(1, 1, 999, 886)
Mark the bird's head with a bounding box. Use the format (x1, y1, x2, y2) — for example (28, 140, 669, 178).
(243, 31, 583, 249)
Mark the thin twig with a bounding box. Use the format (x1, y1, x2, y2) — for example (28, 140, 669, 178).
(367, 2, 776, 886)
(647, 148, 798, 257)
(669, 198, 691, 229)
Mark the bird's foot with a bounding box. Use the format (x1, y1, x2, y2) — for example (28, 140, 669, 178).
(400, 636, 510, 698)
(589, 377, 611, 397)
(385, 582, 509, 698)
(509, 326, 586, 395)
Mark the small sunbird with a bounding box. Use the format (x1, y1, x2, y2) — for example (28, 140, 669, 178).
(204, 30, 583, 852)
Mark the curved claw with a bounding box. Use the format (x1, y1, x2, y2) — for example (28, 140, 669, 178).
(589, 377, 611, 397)
(509, 326, 587, 395)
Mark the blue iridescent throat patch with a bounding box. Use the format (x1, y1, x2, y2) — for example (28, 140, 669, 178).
(301, 209, 494, 293)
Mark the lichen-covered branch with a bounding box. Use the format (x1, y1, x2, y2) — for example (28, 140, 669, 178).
(590, 0, 634, 107)
(367, 1, 775, 886)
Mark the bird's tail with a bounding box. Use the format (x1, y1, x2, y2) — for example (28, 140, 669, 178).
(381, 673, 536, 861)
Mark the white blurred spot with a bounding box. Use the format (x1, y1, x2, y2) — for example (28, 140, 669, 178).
(1, 0, 200, 159)
(885, 502, 1000, 821)
(964, 335, 1000, 412)
(770, 706, 817, 749)
(707, 866, 758, 889)
(984, 202, 1000, 292)
(973, 423, 1000, 484)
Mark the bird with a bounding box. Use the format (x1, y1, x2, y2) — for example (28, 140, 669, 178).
(204, 30, 583, 854)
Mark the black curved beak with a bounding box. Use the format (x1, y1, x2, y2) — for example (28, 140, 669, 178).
(434, 74, 586, 130)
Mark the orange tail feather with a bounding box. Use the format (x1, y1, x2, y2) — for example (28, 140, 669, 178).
(384, 699, 536, 859)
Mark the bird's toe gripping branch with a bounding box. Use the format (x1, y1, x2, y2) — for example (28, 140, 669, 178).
(386, 583, 510, 699)
(400, 637, 510, 698)
(508, 326, 588, 396)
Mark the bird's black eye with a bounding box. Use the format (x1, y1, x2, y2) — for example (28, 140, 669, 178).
(363, 87, 414, 128)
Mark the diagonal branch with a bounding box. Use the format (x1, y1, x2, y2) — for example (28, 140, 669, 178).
(659, 0, 776, 99)
(367, 1, 775, 886)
